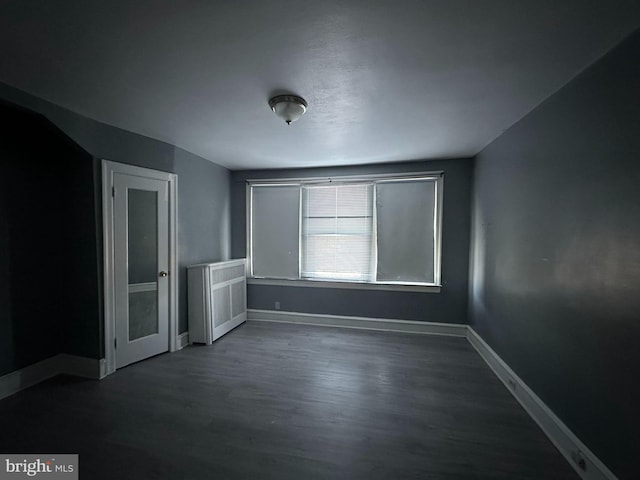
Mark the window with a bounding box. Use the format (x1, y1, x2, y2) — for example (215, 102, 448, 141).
(301, 183, 374, 281)
(248, 172, 443, 287)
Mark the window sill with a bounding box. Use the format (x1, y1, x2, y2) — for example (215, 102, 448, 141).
(247, 277, 441, 293)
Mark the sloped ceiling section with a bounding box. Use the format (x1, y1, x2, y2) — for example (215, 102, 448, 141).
(0, 0, 639, 169)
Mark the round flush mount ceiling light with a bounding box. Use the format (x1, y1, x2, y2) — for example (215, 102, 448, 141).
(268, 95, 308, 125)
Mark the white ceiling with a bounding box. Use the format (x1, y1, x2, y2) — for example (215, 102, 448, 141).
(0, 1, 639, 170)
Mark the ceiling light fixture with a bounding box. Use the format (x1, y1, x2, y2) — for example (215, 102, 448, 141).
(268, 95, 308, 125)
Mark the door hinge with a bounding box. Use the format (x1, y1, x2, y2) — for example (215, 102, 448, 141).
(114, 338, 117, 349)
(112, 186, 115, 197)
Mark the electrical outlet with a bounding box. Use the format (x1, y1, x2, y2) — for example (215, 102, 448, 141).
(275, 301, 280, 310)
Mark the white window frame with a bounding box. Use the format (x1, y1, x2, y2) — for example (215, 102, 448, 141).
(246, 171, 443, 293)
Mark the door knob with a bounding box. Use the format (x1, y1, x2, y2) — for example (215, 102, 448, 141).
(159, 271, 168, 277)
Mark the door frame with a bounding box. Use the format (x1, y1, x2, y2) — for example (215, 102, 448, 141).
(102, 160, 179, 376)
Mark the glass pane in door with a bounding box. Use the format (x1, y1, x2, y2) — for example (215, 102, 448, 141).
(127, 189, 159, 341)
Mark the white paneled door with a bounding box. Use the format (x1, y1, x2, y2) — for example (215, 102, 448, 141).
(113, 173, 169, 368)
(103, 161, 178, 374)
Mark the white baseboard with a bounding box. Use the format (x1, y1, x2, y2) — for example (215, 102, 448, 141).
(0, 356, 60, 401)
(467, 327, 617, 480)
(56, 354, 107, 380)
(247, 309, 467, 337)
(0, 354, 105, 401)
(177, 332, 190, 350)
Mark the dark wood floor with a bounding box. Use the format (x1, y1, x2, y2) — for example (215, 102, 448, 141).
(0, 321, 578, 479)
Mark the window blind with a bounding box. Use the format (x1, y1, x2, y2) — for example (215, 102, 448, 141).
(375, 179, 436, 283)
(301, 184, 374, 281)
(250, 185, 300, 278)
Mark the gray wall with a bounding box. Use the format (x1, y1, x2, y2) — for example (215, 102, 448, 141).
(469, 30, 640, 478)
(173, 148, 230, 332)
(231, 159, 473, 323)
(0, 82, 230, 371)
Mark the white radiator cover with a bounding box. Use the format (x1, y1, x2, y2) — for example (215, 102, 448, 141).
(187, 259, 247, 344)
